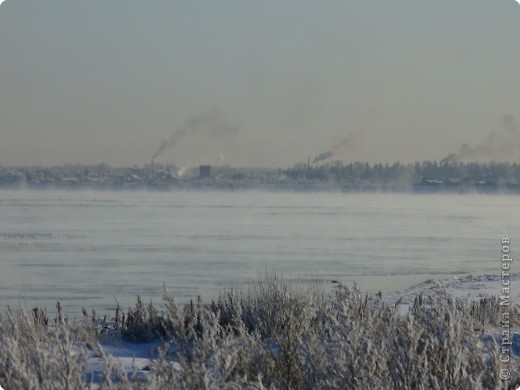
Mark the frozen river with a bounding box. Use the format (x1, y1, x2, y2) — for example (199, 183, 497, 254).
(0, 190, 518, 314)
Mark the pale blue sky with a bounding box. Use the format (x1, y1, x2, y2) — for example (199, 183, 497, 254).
(1, 1, 520, 167)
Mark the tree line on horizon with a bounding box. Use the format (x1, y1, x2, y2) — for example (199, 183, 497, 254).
(3, 159, 520, 186)
(285, 160, 520, 184)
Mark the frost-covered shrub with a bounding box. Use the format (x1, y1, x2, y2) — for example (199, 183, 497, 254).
(120, 295, 176, 343)
(156, 278, 518, 389)
(470, 295, 520, 333)
(175, 308, 267, 389)
(389, 294, 494, 389)
(0, 307, 89, 390)
(295, 285, 395, 389)
(210, 271, 320, 340)
(1, 274, 519, 389)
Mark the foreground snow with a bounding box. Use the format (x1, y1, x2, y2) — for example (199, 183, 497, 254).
(84, 273, 520, 387)
(387, 273, 520, 314)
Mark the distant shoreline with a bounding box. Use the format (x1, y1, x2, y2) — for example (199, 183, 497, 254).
(0, 181, 519, 194)
(2, 160, 520, 193)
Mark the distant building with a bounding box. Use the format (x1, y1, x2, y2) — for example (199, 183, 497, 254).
(199, 165, 211, 178)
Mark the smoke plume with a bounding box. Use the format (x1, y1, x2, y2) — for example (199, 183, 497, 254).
(454, 114, 520, 162)
(313, 151, 334, 163)
(313, 127, 367, 163)
(152, 111, 240, 163)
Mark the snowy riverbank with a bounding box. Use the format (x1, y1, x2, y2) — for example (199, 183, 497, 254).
(84, 273, 520, 388)
(2, 273, 519, 389)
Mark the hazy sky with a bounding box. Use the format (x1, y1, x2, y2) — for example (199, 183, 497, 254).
(1, 1, 520, 167)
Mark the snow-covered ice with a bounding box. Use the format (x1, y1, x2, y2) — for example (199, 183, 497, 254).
(386, 273, 520, 314)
